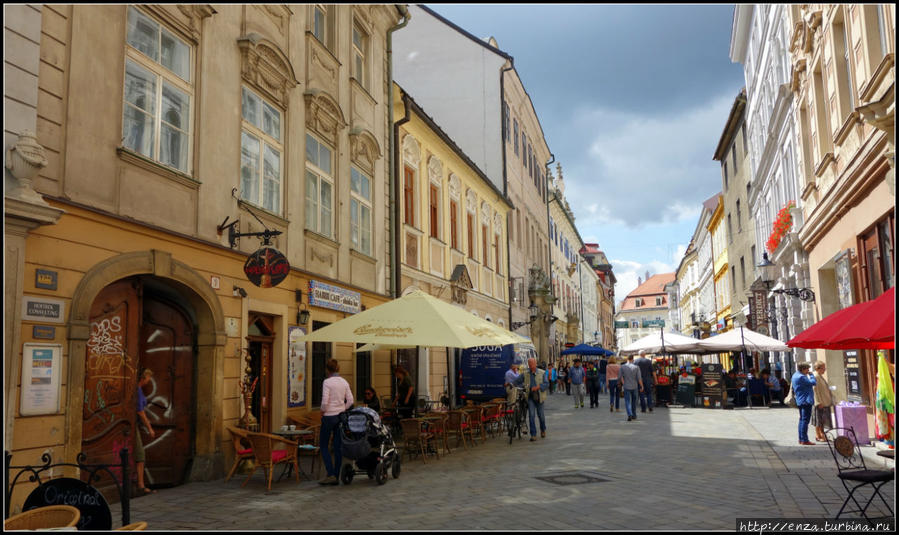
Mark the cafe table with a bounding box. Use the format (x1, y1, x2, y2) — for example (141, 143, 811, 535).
(273, 428, 315, 480)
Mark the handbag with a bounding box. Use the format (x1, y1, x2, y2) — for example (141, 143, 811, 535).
(784, 389, 797, 408)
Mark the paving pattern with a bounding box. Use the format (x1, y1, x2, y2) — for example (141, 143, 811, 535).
(108, 393, 895, 530)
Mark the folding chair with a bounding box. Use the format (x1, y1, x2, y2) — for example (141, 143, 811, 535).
(825, 427, 894, 524)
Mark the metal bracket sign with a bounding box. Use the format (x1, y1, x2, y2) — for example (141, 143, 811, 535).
(243, 247, 290, 288)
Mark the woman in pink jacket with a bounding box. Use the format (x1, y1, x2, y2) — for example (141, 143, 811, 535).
(319, 359, 354, 485)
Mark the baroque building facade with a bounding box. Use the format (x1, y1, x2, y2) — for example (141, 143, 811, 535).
(4, 4, 406, 507)
(615, 273, 675, 348)
(732, 4, 812, 374)
(790, 4, 895, 406)
(582, 243, 617, 350)
(548, 167, 586, 357)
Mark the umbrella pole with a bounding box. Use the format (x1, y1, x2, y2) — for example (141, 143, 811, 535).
(741, 327, 752, 410)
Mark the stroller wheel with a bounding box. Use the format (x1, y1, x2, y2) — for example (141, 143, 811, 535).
(340, 463, 354, 485)
(391, 454, 401, 479)
(376, 461, 388, 485)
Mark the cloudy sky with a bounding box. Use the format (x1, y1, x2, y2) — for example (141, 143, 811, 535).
(426, 4, 746, 303)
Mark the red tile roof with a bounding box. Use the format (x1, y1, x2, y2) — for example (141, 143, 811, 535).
(619, 273, 675, 311)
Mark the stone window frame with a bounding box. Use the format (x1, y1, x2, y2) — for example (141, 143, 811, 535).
(351, 16, 370, 91)
(239, 85, 285, 215)
(311, 4, 336, 52)
(349, 165, 373, 256)
(121, 5, 196, 176)
(494, 212, 504, 275)
(481, 201, 491, 270)
(427, 156, 443, 241)
(402, 134, 421, 229)
(305, 132, 335, 239)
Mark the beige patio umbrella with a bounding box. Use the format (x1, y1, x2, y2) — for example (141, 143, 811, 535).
(298, 288, 529, 348)
(353, 343, 415, 353)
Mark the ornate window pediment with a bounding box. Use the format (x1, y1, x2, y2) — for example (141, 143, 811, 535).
(304, 89, 346, 145)
(466, 189, 477, 213)
(494, 212, 503, 233)
(402, 134, 420, 167)
(480, 201, 491, 225)
(448, 173, 461, 200)
(428, 156, 443, 185)
(349, 126, 381, 174)
(237, 34, 298, 108)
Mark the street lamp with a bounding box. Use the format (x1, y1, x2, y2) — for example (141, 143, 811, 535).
(511, 303, 540, 330)
(757, 252, 815, 302)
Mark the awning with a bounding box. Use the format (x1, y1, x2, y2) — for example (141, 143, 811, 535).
(788, 287, 894, 350)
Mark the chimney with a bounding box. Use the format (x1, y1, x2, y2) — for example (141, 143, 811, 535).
(638, 276, 642, 286)
(645, 270, 650, 281)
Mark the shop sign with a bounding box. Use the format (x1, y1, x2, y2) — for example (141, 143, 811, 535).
(20, 343, 62, 416)
(700, 363, 724, 402)
(750, 289, 768, 335)
(23, 296, 65, 324)
(309, 280, 361, 314)
(24, 477, 111, 530)
(843, 350, 862, 402)
(35, 269, 58, 290)
(243, 247, 290, 288)
(287, 327, 307, 408)
(32, 326, 56, 340)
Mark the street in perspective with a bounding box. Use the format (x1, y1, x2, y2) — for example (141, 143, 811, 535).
(3, 3, 896, 532)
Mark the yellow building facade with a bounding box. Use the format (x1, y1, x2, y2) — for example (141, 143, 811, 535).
(4, 4, 405, 508)
(393, 83, 512, 402)
(708, 195, 732, 332)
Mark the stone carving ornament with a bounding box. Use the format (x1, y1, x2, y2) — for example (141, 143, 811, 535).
(402, 134, 420, 167)
(305, 89, 346, 145)
(481, 201, 490, 225)
(237, 34, 298, 108)
(494, 212, 503, 234)
(448, 173, 461, 200)
(349, 127, 382, 174)
(466, 189, 477, 214)
(428, 156, 442, 185)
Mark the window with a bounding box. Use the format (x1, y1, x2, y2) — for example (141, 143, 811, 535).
(656, 297, 663, 306)
(736, 199, 742, 231)
(123, 6, 192, 173)
(731, 143, 738, 174)
(731, 266, 736, 295)
(429, 184, 439, 239)
(727, 214, 733, 244)
(240, 87, 282, 213)
(350, 167, 372, 255)
(311, 321, 331, 406)
(403, 165, 415, 227)
(513, 119, 519, 155)
(834, 16, 855, 117)
(305, 134, 334, 237)
(723, 161, 728, 188)
(312, 4, 334, 50)
(521, 131, 527, 165)
(495, 231, 502, 274)
(450, 199, 459, 250)
(482, 223, 489, 268)
(355, 345, 371, 400)
(740, 257, 746, 290)
(503, 102, 510, 143)
(467, 212, 475, 259)
(352, 21, 368, 89)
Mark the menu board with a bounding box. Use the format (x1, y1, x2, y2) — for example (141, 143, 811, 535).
(700, 363, 724, 401)
(20, 343, 62, 416)
(287, 327, 307, 407)
(843, 350, 862, 401)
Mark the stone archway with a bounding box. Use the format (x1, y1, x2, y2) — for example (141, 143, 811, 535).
(66, 250, 226, 480)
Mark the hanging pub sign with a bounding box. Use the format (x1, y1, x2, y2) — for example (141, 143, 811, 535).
(244, 247, 290, 288)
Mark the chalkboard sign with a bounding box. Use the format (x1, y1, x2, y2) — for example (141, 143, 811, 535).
(23, 477, 112, 530)
(843, 350, 862, 401)
(700, 363, 724, 404)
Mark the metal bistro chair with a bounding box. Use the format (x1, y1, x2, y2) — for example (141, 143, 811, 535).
(825, 427, 894, 524)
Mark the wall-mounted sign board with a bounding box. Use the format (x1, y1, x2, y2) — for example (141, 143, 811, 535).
(23, 296, 65, 324)
(20, 343, 62, 416)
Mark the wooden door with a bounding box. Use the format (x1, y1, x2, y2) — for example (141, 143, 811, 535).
(139, 296, 194, 487)
(82, 279, 141, 498)
(247, 314, 275, 433)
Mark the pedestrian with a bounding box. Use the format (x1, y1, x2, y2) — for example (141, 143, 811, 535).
(606, 356, 621, 412)
(791, 362, 817, 446)
(362, 387, 381, 412)
(319, 358, 354, 485)
(135, 368, 157, 496)
(568, 359, 586, 408)
(512, 357, 549, 441)
(762, 368, 783, 406)
(559, 364, 569, 395)
(620, 355, 644, 422)
(546, 363, 556, 395)
(504, 360, 521, 405)
(635, 350, 655, 413)
(392, 366, 415, 419)
(812, 361, 834, 442)
(597, 356, 608, 395)
(586, 361, 601, 408)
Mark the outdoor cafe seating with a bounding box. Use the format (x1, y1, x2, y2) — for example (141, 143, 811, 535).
(242, 431, 300, 491)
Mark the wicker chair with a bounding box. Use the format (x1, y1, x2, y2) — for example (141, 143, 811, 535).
(4, 505, 81, 530)
(115, 521, 149, 530)
(400, 418, 436, 463)
(463, 406, 485, 443)
(243, 431, 300, 491)
(481, 403, 503, 438)
(225, 426, 254, 483)
(446, 410, 474, 450)
(425, 412, 451, 455)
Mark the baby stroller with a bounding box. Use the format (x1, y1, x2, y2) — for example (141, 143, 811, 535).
(338, 407, 400, 485)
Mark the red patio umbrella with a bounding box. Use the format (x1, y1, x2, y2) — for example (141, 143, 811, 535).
(788, 287, 895, 350)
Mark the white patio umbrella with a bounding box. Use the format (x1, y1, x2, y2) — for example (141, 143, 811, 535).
(696, 326, 789, 353)
(619, 329, 704, 355)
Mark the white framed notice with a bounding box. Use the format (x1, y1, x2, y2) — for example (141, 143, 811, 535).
(20, 343, 62, 416)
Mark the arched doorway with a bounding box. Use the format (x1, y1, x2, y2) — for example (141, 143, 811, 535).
(67, 250, 226, 494)
(81, 277, 197, 492)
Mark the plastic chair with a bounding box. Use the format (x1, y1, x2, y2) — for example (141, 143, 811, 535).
(4, 505, 80, 530)
(825, 427, 894, 524)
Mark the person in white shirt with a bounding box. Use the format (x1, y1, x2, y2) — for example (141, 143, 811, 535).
(319, 359, 354, 485)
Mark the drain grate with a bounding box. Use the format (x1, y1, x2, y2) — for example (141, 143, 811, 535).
(535, 472, 610, 486)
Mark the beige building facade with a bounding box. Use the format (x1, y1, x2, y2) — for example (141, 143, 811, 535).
(4, 4, 406, 507)
(791, 4, 895, 406)
(548, 168, 584, 357)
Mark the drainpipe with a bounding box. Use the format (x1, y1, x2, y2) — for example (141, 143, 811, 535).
(387, 4, 410, 299)
(544, 153, 555, 360)
(500, 62, 514, 330)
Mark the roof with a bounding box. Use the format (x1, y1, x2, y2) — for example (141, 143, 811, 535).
(627, 273, 676, 298)
(702, 193, 722, 213)
(713, 88, 747, 161)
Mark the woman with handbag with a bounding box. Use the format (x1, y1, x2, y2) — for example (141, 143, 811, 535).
(319, 358, 354, 485)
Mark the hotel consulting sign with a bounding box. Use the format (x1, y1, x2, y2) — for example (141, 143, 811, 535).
(309, 280, 361, 314)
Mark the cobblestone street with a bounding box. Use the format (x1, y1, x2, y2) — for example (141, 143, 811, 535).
(111, 393, 894, 530)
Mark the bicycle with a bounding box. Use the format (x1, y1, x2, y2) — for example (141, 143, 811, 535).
(506, 387, 527, 445)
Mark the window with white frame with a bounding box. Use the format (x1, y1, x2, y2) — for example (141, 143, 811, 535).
(513, 119, 519, 155)
(240, 87, 283, 213)
(350, 166, 372, 255)
(305, 133, 334, 238)
(352, 20, 369, 89)
(123, 6, 192, 173)
(312, 4, 334, 50)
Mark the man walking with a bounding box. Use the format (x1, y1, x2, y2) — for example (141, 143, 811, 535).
(568, 359, 586, 409)
(597, 356, 608, 395)
(620, 355, 644, 421)
(586, 361, 601, 408)
(513, 357, 549, 441)
(635, 350, 655, 413)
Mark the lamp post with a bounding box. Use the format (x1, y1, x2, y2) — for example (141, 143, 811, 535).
(757, 252, 815, 301)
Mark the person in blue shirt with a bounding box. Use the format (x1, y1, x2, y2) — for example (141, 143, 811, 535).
(568, 360, 587, 409)
(513, 358, 549, 441)
(791, 362, 817, 445)
(504, 361, 521, 404)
